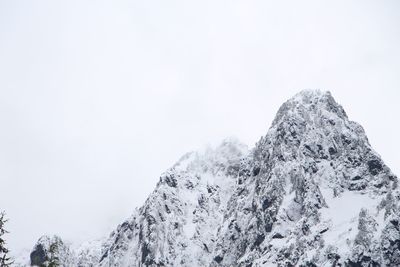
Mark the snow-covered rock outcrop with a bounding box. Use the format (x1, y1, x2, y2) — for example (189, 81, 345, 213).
(98, 138, 249, 266)
(29, 236, 75, 266)
(27, 90, 399, 266)
(211, 90, 398, 266)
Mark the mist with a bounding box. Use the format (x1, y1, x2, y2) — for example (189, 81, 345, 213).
(0, 0, 399, 255)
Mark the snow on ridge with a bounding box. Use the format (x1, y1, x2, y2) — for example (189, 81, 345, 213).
(172, 137, 249, 175)
(23, 90, 400, 267)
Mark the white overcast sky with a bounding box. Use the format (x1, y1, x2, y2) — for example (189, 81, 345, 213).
(0, 0, 399, 255)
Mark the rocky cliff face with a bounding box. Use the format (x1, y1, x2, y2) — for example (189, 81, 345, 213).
(97, 138, 248, 267)
(27, 90, 399, 266)
(210, 90, 398, 267)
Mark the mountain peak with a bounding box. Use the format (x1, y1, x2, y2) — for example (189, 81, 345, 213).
(272, 89, 347, 127)
(292, 88, 329, 99)
(24, 90, 399, 267)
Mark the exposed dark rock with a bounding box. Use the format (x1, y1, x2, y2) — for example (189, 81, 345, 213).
(213, 255, 223, 263)
(368, 159, 383, 175)
(272, 233, 284, 239)
(252, 167, 260, 176)
(164, 174, 178, 187)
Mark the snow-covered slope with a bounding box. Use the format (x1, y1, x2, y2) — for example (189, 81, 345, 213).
(26, 90, 400, 266)
(210, 90, 398, 266)
(97, 138, 248, 267)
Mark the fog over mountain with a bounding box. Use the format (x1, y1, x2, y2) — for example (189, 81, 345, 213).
(15, 90, 400, 266)
(0, 1, 399, 265)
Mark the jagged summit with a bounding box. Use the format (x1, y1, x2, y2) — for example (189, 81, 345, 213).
(272, 89, 348, 127)
(24, 90, 399, 267)
(256, 89, 390, 194)
(292, 88, 331, 100)
(288, 89, 337, 106)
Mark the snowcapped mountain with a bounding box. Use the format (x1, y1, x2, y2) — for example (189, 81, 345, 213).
(25, 90, 399, 266)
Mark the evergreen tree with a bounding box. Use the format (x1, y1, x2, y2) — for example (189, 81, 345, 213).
(48, 241, 60, 267)
(0, 212, 13, 266)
